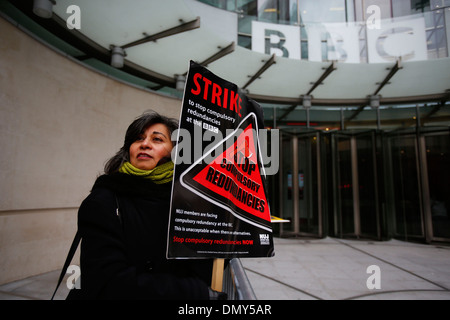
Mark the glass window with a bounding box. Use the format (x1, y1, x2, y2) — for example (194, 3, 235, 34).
(346, 0, 355, 22)
(390, 135, 424, 239)
(356, 133, 378, 237)
(354, 0, 392, 21)
(257, 0, 296, 24)
(197, 0, 228, 10)
(413, 0, 431, 12)
(298, 134, 320, 235)
(289, 0, 300, 25)
(336, 137, 354, 235)
(430, 0, 443, 10)
(258, 0, 279, 22)
(426, 133, 450, 239)
(237, 1, 258, 48)
(298, 0, 347, 23)
(393, 1, 412, 17)
(393, 0, 430, 17)
(281, 135, 294, 234)
(236, 0, 258, 15)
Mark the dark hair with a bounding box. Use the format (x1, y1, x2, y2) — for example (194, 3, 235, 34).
(104, 110, 179, 174)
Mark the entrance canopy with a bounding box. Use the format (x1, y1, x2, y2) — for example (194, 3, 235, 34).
(3, 0, 450, 127)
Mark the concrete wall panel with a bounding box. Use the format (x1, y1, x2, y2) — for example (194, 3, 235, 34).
(0, 17, 181, 284)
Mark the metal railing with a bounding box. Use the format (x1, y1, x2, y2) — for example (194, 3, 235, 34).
(223, 258, 256, 300)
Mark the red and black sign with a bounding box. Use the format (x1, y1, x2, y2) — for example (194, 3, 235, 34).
(167, 61, 274, 258)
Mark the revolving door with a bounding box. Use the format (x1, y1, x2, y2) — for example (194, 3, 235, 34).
(330, 130, 383, 240)
(273, 127, 449, 243)
(278, 130, 323, 238)
(386, 128, 450, 243)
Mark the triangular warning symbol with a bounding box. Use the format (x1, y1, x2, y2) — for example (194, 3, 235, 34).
(180, 113, 272, 231)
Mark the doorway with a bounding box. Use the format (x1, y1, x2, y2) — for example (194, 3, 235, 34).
(330, 130, 382, 240)
(386, 128, 450, 243)
(278, 129, 323, 237)
(273, 127, 449, 243)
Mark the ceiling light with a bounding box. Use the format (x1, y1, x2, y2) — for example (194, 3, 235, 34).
(370, 95, 380, 109)
(302, 95, 312, 108)
(33, 0, 55, 19)
(110, 46, 126, 68)
(176, 75, 186, 91)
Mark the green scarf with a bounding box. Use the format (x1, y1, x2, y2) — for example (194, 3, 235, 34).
(119, 161, 174, 184)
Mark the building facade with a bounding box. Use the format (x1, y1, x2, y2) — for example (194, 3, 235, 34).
(0, 0, 449, 284)
(197, 0, 450, 243)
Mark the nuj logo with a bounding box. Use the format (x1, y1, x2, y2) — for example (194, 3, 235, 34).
(259, 234, 270, 245)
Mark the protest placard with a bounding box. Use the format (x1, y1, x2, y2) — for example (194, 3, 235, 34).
(167, 61, 274, 259)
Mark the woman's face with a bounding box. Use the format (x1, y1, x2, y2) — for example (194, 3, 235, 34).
(129, 123, 173, 170)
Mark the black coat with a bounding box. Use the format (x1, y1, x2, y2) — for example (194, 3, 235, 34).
(77, 173, 212, 299)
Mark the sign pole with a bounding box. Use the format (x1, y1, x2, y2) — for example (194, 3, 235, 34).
(210, 258, 225, 292)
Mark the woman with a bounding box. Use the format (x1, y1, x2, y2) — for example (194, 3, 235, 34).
(77, 111, 221, 299)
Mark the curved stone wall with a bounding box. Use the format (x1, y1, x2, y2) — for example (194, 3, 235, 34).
(0, 16, 181, 284)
